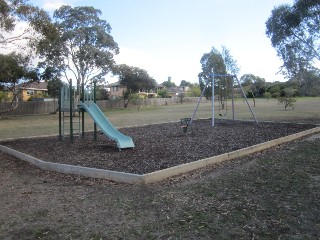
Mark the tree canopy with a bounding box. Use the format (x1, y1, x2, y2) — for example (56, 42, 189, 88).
(47, 78, 63, 100)
(0, 0, 52, 51)
(116, 64, 156, 98)
(198, 47, 226, 98)
(0, 52, 38, 87)
(162, 77, 176, 88)
(221, 45, 240, 75)
(0, 52, 38, 113)
(186, 84, 201, 97)
(37, 5, 119, 91)
(179, 80, 190, 87)
(198, 46, 239, 99)
(240, 74, 267, 97)
(266, 0, 320, 78)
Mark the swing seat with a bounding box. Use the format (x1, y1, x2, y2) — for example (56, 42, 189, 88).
(180, 118, 191, 134)
(180, 118, 191, 125)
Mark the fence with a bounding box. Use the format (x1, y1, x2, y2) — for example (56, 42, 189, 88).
(0, 101, 59, 116)
(0, 97, 208, 116)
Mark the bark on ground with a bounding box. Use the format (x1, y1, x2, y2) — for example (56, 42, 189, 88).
(1, 120, 319, 239)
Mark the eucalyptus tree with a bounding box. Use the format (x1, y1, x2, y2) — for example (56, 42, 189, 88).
(44, 67, 63, 100)
(221, 46, 240, 76)
(179, 80, 192, 87)
(266, 0, 320, 79)
(37, 5, 119, 94)
(198, 46, 240, 109)
(199, 46, 240, 109)
(240, 74, 267, 97)
(290, 68, 320, 96)
(0, 0, 52, 51)
(240, 74, 267, 106)
(0, 52, 38, 114)
(116, 64, 156, 103)
(47, 76, 63, 113)
(198, 47, 227, 99)
(162, 77, 176, 88)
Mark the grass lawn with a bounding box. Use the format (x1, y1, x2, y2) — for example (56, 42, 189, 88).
(0, 97, 320, 239)
(0, 97, 319, 140)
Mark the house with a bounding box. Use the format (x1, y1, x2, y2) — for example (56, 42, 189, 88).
(105, 82, 164, 99)
(167, 86, 190, 97)
(138, 84, 165, 98)
(105, 82, 126, 100)
(19, 81, 48, 101)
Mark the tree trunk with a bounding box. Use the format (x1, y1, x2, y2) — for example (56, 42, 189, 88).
(252, 91, 256, 107)
(124, 99, 129, 108)
(0, 94, 19, 117)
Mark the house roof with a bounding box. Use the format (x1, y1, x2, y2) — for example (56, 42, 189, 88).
(20, 81, 48, 90)
(106, 82, 163, 88)
(105, 81, 122, 87)
(167, 87, 187, 93)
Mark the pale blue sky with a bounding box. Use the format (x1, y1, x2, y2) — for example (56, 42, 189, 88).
(30, 0, 293, 84)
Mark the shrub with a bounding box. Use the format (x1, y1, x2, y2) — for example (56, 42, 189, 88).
(157, 89, 170, 98)
(272, 92, 281, 98)
(277, 97, 297, 110)
(263, 91, 272, 101)
(0, 91, 10, 102)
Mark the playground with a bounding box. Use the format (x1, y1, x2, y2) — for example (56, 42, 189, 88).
(1, 77, 319, 181)
(1, 119, 317, 175)
(1, 97, 320, 238)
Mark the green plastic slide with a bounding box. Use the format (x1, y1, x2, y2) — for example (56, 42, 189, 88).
(79, 101, 135, 150)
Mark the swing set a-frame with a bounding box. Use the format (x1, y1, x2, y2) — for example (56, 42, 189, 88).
(189, 74, 258, 128)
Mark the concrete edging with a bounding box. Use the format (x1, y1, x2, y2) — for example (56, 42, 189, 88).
(0, 145, 144, 184)
(1, 126, 320, 184)
(143, 126, 320, 183)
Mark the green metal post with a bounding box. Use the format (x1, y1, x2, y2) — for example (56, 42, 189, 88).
(81, 81, 85, 138)
(58, 87, 62, 141)
(231, 77, 235, 121)
(93, 80, 97, 141)
(70, 81, 73, 142)
(212, 75, 215, 128)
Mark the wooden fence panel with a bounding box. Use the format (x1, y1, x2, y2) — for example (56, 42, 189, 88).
(0, 101, 57, 116)
(0, 97, 205, 116)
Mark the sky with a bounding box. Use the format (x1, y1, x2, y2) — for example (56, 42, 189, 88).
(28, 0, 294, 85)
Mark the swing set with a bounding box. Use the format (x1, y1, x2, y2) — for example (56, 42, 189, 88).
(181, 74, 258, 133)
